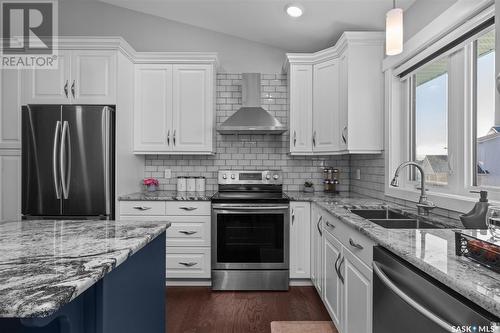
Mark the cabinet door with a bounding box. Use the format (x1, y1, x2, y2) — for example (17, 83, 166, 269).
(134, 65, 173, 153)
(22, 50, 71, 104)
(314, 209, 324, 295)
(0, 69, 21, 149)
(290, 202, 311, 279)
(313, 59, 340, 153)
(338, 54, 349, 152)
(323, 231, 343, 328)
(310, 205, 318, 286)
(289, 64, 313, 153)
(72, 50, 117, 104)
(0, 150, 21, 221)
(171, 64, 213, 153)
(342, 248, 372, 333)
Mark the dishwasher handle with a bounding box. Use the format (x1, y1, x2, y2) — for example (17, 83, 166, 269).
(372, 262, 454, 331)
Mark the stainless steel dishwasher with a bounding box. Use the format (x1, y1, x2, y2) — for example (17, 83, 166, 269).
(373, 246, 499, 333)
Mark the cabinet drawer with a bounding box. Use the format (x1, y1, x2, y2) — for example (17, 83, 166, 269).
(120, 201, 166, 215)
(166, 247, 211, 278)
(321, 209, 375, 266)
(166, 201, 210, 215)
(166, 216, 210, 247)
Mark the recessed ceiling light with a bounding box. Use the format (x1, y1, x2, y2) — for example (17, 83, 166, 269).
(285, 4, 303, 18)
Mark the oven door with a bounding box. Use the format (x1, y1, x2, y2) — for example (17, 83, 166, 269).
(212, 203, 289, 270)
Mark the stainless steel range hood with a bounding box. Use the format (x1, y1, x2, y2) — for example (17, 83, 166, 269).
(217, 73, 287, 135)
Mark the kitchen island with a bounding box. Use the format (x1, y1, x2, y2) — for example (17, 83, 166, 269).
(0, 219, 170, 333)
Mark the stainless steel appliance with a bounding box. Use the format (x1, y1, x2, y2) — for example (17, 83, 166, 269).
(211, 170, 290, 290)
(22, 105, 115, 220)
(373, 246, 499, 332)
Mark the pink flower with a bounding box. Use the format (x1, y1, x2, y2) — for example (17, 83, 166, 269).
(143, 178, 159, 186)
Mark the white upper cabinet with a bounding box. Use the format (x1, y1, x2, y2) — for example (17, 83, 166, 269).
(71, 50, 117, 104)
(171, 64, 213, 152)
(134, 65, 173, 153)
(289, 65, 313, 153)
(287, 32, 384, 155)
(133, 63, 215, 154)
(289, 202, 311, 279)
(22, 50, 117, 105)
(313, 59, 340, 153)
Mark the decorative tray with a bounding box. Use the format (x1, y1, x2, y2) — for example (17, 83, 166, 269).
(455, 230, 500, 273)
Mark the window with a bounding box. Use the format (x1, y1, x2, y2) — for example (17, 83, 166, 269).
(474, 29, 498, 188)
(411, 57, 449, 186)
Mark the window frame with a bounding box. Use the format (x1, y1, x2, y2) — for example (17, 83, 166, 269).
(384, 3, 500, 212)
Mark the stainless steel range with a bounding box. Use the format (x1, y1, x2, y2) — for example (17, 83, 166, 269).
(211, 170, 290, 291)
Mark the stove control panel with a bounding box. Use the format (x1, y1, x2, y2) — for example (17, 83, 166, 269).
(218, 170, 283, 185)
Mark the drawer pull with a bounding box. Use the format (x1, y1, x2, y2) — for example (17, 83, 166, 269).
(349, 238, 364, 250)
(325, 221, 335, 229)
(180, 206, 197, 211)
(179, 262, 197, 267)
(179, 230, 197, 235)
(133, 206, 152, 211)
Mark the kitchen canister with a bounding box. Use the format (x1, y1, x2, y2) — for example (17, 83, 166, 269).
(195, 176, 206, 193)
(186, 177, 196, 192)
(177, 176, 187, 192)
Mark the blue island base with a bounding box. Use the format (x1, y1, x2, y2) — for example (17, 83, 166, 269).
(0, 232, 166, 333)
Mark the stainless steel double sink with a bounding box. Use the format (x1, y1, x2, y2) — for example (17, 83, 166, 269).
(349, 208, 443, 229)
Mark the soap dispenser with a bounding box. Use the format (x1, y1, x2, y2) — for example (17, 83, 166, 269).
(459, 190, 490, 229)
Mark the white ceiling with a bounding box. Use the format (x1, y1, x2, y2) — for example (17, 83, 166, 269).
(98, 0, 417, 52)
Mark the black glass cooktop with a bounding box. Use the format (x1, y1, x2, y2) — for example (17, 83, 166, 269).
(211, 191, 290, 204)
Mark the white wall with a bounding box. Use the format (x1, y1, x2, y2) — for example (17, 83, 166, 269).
(59, 0, 287, 73)
(404, 0, 458, 41)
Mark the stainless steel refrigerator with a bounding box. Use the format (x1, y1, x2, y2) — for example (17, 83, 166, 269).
(22, 105, 115, 220)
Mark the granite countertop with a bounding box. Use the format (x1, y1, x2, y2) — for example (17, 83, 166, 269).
(0, 219, 170, 318)
(306, 196, 500, 318)
(118, 190, 215, 201)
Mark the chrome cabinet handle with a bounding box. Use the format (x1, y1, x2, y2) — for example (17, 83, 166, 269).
(372, 262, 454, 331)
(334, 252, 341, 277)
(179, 230, 197, 235)
(312, 131, 317, 147)
(291, 209, 295, 225)
(293, 131, 296, 147)
(173, 129, 176, 146)
(180, 206, 197, 211)
(133, 206, 152, 211)
(316, 216, 323, 236)
(64, 81, 69, 98)
(349, 238, 363, 250)
(337, 256, 345, 284)
(60, 121, 71, 200)
(167, 130, 170, 146)
(325, 220, 335, 229)
(179, 262, 197, 267)
(341, 126, 347, 144)
(71, 80, 75, 98)
(52, 121, 62, 199)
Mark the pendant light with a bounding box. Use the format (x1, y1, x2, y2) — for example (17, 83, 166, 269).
(386, 0, 403, 56)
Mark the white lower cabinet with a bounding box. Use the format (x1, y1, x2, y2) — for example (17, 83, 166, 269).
(119, 200, 211, 280)
(0, 150, 21, 221)
(323, 230, 343, 328)
(290, 202, 311, 279)
(341, 248, 372, 333)
(309, 204, 374, 333)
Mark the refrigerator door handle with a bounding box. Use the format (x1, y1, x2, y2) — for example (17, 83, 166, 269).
(60, 121, 71, 199)
(372, 262, 454, 331)
(52, 121, 62, 199)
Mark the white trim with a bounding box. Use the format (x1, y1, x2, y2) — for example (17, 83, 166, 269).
(383, 0, 494, 72)
(166, 279, 211, 287)
(289, 279, 313, 286)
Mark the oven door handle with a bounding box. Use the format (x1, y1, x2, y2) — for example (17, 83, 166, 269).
(212, 206, 289, 211)
(372, 262, 454, 331)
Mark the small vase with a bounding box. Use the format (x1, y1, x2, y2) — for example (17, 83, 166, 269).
(146, 185, 158, 192)
(303, 186, 314, 193)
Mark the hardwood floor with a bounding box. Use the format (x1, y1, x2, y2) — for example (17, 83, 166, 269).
(166, 286, 333, 333)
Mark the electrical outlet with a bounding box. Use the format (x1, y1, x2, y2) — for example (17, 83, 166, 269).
(164, 169, 171, 179)
(355, 169, 361, 180)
